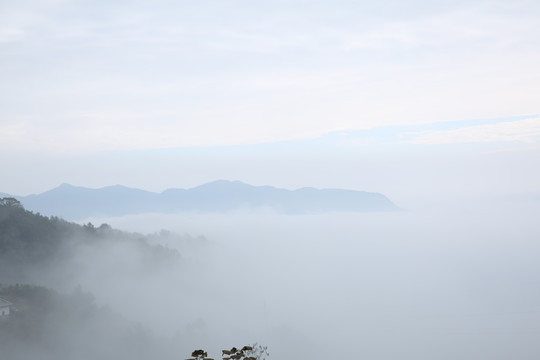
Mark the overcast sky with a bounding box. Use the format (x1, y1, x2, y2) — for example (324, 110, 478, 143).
(1, 0, 539, 204)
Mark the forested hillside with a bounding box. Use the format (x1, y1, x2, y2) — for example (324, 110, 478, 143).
(0, 197, 191, 359)
(0, 197, 180, 285)
(0, 284, 167, 360)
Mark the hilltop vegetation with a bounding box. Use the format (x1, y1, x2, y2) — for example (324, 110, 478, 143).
(0, 284, 165, 360)
(0, 198, 271, 360)
(0, 197, 180, 285)
(0, 198, 186, 359)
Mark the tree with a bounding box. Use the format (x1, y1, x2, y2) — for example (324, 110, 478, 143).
(0, 197, 22, 208)
(242, 344, 269, 360)
(188, 344, 269, 360)
(187, 349, 214, 360)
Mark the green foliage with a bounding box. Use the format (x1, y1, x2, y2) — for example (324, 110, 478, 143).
(242, 343, 269, 360)
(188, 344, 269, 360)
(0, 283, 161, 360)
(0, 199, 198, 360)
(2, 199, 272, 359)
(0, 197, 181, 284)
(0, 197, 23, 208)
(187, 349, 213, 360)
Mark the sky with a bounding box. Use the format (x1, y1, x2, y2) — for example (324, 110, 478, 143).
(2, 3, 540, 358)
(1, 0, 540, 206)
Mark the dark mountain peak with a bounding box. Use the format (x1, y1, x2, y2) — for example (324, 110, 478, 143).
(15, 181, 400, 219)
(37, 183, 86, 196)
(51, 183, 82, 192)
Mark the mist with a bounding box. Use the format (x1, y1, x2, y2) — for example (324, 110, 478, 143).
(48, 197, 537, 360)
(2, 0, 539, 358)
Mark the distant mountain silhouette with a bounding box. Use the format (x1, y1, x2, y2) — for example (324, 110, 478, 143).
(7, 180, 400, 220)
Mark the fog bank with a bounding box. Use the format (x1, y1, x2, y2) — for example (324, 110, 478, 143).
(79, 199, 540, 360)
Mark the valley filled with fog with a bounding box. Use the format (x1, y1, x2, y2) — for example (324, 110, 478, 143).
(75, 199, 540, 360)
(2, 0, 540, 359)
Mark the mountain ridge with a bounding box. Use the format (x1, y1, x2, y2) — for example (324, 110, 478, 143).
(4, 180, 400, 220)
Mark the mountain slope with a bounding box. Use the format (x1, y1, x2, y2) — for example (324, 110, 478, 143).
(0, 198, 180, 285)
(7, 180, 399, 220)
(20, 183, 161, 219)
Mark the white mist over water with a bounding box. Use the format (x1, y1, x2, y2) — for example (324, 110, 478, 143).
(83, 202, 540, 360)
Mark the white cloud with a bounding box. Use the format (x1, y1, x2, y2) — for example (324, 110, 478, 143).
(1, 0, 540, 154)
(409, 117, 540, 144)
